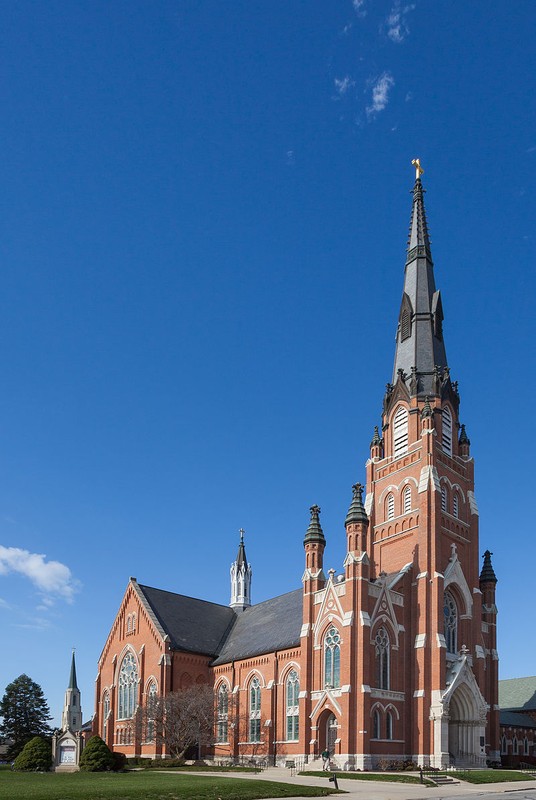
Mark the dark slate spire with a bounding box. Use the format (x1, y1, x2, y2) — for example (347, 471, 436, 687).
(304, 504, 325, 545)
(392, 162, 448, 397)
(68, 649, 79, 690)
(480, 550, 497, 584)
(236, 527, 248, 568)
(370, 426, 382, 447)
(345, 483, 368, 526)
(459, 424, 470, 446)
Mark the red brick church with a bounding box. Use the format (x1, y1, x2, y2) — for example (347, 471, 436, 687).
(93, 165, 500, 769)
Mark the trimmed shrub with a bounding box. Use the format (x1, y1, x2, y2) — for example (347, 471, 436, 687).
(111, 751, 127, 771)
(13, 736, 52, 771)
(79, 735, 114, 772)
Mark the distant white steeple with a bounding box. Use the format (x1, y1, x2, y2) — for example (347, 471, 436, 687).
(61, 650, 82, 733)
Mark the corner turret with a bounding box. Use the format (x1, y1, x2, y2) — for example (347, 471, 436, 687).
(230, 528, 252, 610)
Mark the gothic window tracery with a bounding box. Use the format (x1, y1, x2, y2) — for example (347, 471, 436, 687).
(444, 591, 458, 654)
(386, 711, 393, 740)
(102, 691, 110, 741)
(403, 485, 411, 514)
(324, 627, 341, 688)
(285, 670, 299, 741)
(375, 626, 390, 689)
(118, 651, 138, 719)
(249, 677, 261, 742)
(372, 709, 381, 739)
(146, 681, 157, 742)
(393, 406, 408, 458)
(216, 683, 229, 743)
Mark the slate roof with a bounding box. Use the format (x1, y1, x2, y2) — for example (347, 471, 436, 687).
(499, 676, 536, 712)
(136, 582, 303, 664)
(212, 589, 303, 665)
(500, 710, 536, 729)
(137, 583, 237, 657)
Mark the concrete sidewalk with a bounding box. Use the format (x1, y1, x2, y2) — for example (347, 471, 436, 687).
(188, 766, 536, 800)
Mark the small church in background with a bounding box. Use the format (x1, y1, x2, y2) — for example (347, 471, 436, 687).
(52, 651, 85, 771)
(93, 164, 503, 769)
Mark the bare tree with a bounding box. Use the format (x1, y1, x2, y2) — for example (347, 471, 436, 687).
(140, 684, 215, 759)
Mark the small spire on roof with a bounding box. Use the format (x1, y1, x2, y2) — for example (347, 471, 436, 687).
(459, 424, 470, 445)
(480, 550, 498, 584)
(68, 649, 79, 690)
(370, 426, 382, 447)
(304, 504, 326, 545)
(345, 483, 369, 526)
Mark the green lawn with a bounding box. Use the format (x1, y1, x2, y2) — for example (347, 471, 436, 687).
(454, 770, 536, 784)
(0, 770, 338, 799)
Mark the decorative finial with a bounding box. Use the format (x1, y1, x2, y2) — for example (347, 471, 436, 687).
(328, 568, 336, 581)
(412, 158, 424, 180)
(239, 528, 245, 543)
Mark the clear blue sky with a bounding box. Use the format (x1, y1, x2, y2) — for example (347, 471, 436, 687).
(0, 1, 534, 727)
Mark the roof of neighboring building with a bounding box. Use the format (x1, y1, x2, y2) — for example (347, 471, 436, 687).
(211, 588, 303, 665)
(500, 710, 536, 729)
(499, 676, 536, 712)
(137, 583, 237, 657)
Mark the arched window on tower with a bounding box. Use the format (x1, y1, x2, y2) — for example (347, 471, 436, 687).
(501, 734, 507, 755)
(118, 651, 138, 719)
(442, 407, 453, 456)
(372, 709, 381, 739)
(249, 677, 261, 742)
(286, 670, 300, 741)
(453, 492, 459, 518)
(441, 484, 448, 513)
(102, 691, 110, 741)
(324, 627, 341, 688)
(393, 406, 408, 458)
(400, 308, 411, 341)
(386, 493, 395, 521)
(216, 683, 229, 743)
(403, 485, 411, 514)
(444, 591, 458, 655)
(386, 711, 393, 740)
(375, 626, 390, 689)
(146, 681, 157, 742)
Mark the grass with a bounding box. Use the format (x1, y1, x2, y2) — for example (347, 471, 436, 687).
(0, 770, 338, 799)
(453, 769, 536, 784)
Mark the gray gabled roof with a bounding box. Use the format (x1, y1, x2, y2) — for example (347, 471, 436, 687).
(499, 676, 536, 712)
(500, 710, 536, 729)
(137, 583, 237, 657)
(211, 588, 303, 666)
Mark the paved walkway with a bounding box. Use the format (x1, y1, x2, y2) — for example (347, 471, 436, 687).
(179, 767, 536, 800)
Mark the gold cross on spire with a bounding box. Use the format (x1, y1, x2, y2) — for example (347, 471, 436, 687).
(411, 158, 424, 180)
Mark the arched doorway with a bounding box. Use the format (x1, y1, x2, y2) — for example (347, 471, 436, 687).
(326, 714, 337, 755)
(448, 683, 484, 767)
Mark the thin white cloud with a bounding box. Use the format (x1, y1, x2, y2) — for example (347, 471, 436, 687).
(286, 150, 295, 166)
(353, 0, 366, 16)
(0, 545, 80, 603)
(385, 1, 415, 43)
(0, 596, 10, 609)
(367, 72, 395, 118)
(334, 75, 355, 96)
(527, 145, 536, 153)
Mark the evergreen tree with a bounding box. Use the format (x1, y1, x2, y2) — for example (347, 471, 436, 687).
(0, 674, 53, 759)
(13, 736, 52, 771)
(79, 735, 115, 771)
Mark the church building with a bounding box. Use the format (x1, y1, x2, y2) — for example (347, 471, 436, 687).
(93, 165, 499, 769)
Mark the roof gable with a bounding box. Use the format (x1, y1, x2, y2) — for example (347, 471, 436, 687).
(499, 676, 536, 711)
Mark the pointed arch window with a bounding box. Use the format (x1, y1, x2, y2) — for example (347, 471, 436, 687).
(444, 591, 458, 655)
(372, 709, 381, 739)
(501, 734, 507, 754)
(375, 626, 390, 689)
(524, 737, 529, 755)
(403, 485, 411, 514)
(513, 736, 518, 755)
(118, 651, 138, 719)
(146, 681, 157, 742)
(386, 493, 395, 521)
(217, 683, 229, 743)
(442, 407, 453, 456)
(324, 627, 341, 689)
(386, 711, 393, 740)
(453, 492, 459, 518)
(286, 670, 300, 741)
(441, 485, 448, 513)
(393, 406, 408, 458)
(102, 691, 110, 741)
(249, 677, 261, 742)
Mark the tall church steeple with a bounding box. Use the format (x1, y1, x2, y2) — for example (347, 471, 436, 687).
(230, 528, 252, 610)
(61, 650, 82, 733)
(392, 162, 448, 398)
